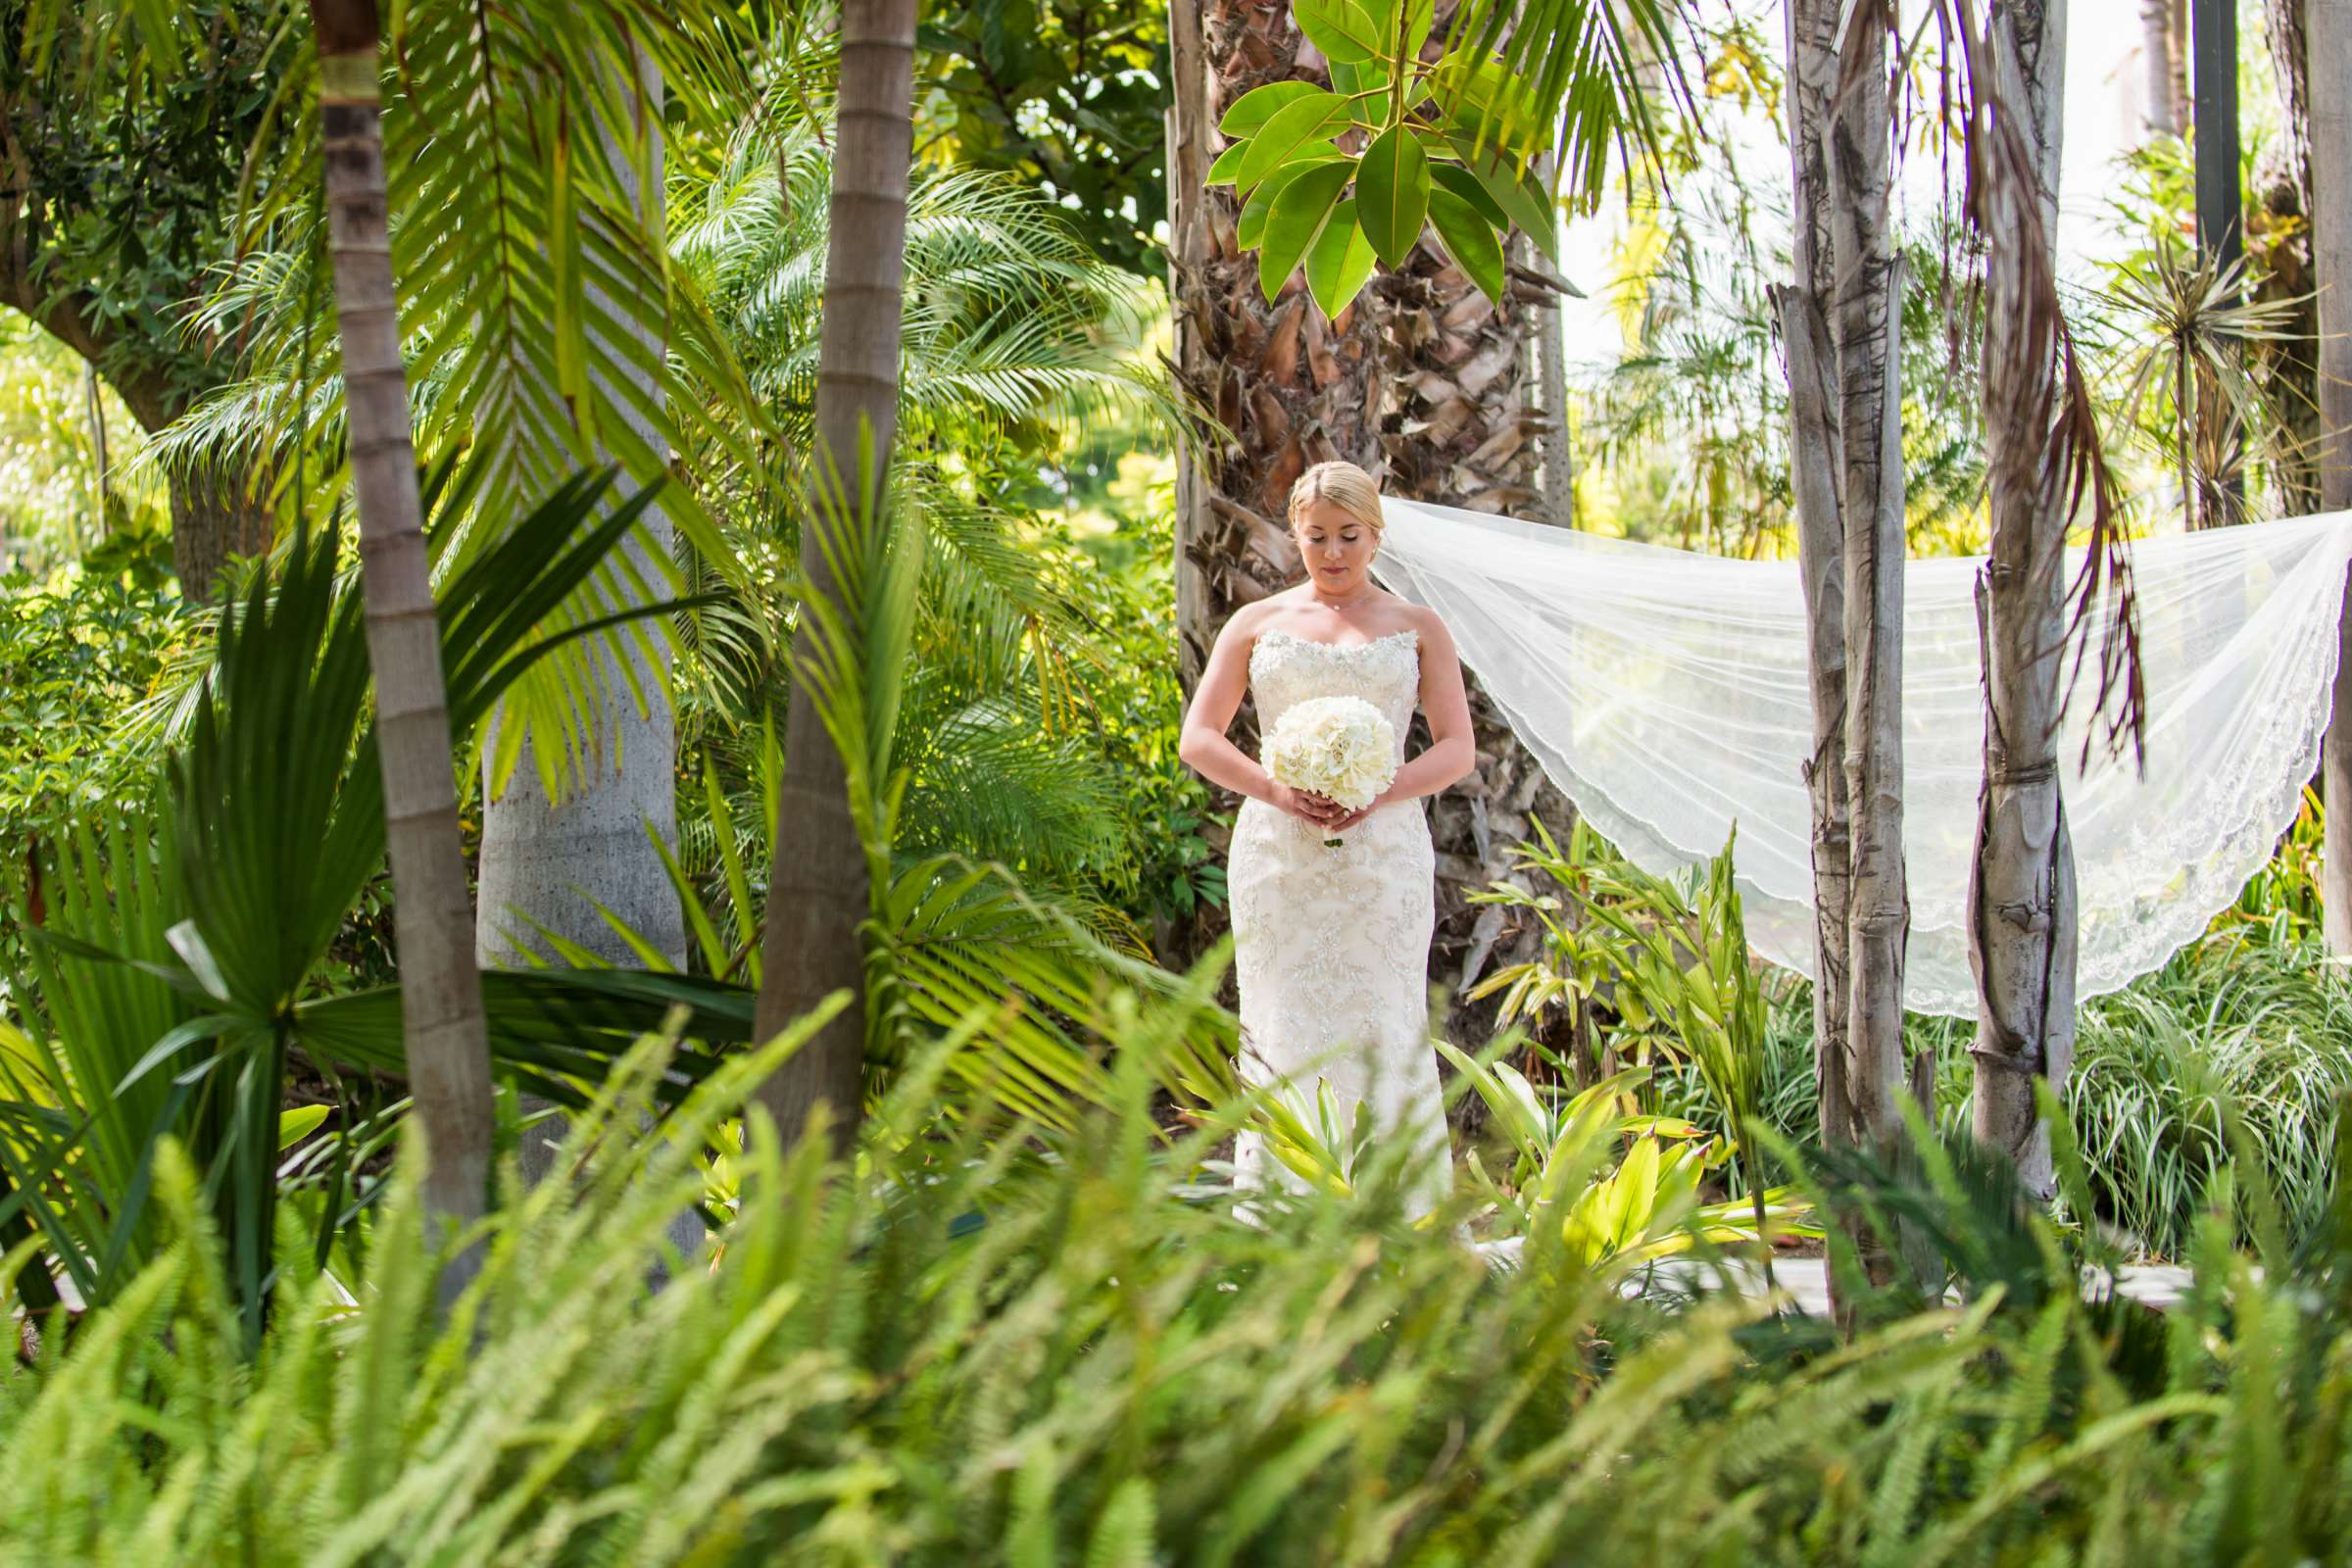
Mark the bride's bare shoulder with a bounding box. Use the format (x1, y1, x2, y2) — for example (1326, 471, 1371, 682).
(1213, 597, 1285, 654)
(1391, 597, 1454, 646)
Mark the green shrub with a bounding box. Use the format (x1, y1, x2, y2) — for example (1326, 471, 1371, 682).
(0, 545, 198, 1000)
(8, 992, 2350, 1566)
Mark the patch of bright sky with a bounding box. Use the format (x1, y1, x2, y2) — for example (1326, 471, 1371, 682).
(1554, 0, 2161, 356)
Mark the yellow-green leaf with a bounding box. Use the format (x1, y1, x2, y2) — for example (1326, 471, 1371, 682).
(1234, 92, 1354, 193)
(1304, 197, 1378, 318)
(1258, 160, 1353, 301)
(1220, 80, 1325, 138)
(1431, 216, 1510, 310)
(1297, 0, 1383, 62)
(1356, 124, 1428, 268)
(277, 1104, 329, 1151)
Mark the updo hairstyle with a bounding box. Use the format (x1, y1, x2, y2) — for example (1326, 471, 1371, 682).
(1287, 460, 1385, 536)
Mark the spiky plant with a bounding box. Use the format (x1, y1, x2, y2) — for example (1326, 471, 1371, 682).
(7, 976, 2352, 1563)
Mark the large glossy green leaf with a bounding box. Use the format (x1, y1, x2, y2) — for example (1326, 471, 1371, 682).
(1328, 58, 1393, 127)
(1233, 92, 1353, 195)
(1430, 162, 1505, 229)
(1428, 186, 1506, 304)
(1295, 0, 1382, 63)
(1445, 132, 1564, 266)
(1258, 160, 1353, 302)
(1355, 125, 1429, 268)
(1305, 199, 1378, 318)
(1218, 79, 1325, 138)
(1237, 153, 1344, 250)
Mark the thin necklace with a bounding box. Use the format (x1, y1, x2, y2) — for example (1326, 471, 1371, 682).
(1315, 581, 1380, 612)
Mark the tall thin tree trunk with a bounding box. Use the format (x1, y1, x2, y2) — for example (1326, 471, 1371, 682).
(309, 0, 493, 1277)
(1969, 0, 2078, 1201)
(1531, 155, 1576, 529)
(476, 48, 685, 980)
(2254, 0, 2321, 515)
(2190, 0, 2245, 525)
(2142, 0, 2185, 134)
(1783, 0, 1914, 1313)
(751, 0, 917, 1154)
(2312, 0, 2352, 954)
(1776, 0, 1852, 1165)
(1826, 0, 1910, 1159)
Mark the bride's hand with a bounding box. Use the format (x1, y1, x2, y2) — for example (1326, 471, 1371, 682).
(1324, 792, 1388, 834)
(1269, 783, 1347, 825)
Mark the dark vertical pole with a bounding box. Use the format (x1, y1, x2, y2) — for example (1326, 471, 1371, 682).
(2191, 0, 2241, 272)
(2190, 0, 2242, 521)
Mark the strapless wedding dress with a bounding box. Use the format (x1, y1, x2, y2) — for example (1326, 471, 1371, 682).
(1227, 627, 1449, 1216)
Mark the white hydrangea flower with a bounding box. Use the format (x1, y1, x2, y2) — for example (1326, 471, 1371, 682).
(1261, 696, 1398, 811)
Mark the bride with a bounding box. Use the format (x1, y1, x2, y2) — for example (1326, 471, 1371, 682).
(1178, 460, 1477, 1216)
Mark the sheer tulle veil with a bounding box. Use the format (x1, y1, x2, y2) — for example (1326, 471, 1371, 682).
(1371, 497, 2352, 1015)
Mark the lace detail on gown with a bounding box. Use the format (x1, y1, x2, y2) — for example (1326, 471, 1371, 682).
(1228, 627, 1447, 1216)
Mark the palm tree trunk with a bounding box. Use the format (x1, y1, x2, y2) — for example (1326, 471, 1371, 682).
(1775, 0, 1852, 1165)
(1782, 0, 1915, 1313)
(2142, 0, 2186, 134)
(2312, 0, 2352, 954)
(1968, 0, 2077, 1202)
(1824, 0, 1909, 1158)
(475, 47, 685, 980)
(1167, 1, 1385, 688)
(308, 0, 494, 1266)
(751, 0, 917, 1155)
(2253, 0, 2321, 515)
(472, 45, 698, 1264)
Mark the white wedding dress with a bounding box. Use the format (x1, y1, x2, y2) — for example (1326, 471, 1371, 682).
(1227, 627, 1451, 1217)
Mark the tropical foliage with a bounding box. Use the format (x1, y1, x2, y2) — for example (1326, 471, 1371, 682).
(6, 1005, 2350, 1565)
(5, 0, 2351, 1560)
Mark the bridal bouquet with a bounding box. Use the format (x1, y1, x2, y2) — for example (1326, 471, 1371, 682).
(1262, 696, 1397, 847)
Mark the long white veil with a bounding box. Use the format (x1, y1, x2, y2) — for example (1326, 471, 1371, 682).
(1371, 498, 2352, 1016)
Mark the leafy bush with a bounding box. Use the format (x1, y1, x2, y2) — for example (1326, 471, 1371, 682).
(1485, 812, 2350, 1259)
(7, 996, 2351, 1565)
(0, 544, 197, 1000)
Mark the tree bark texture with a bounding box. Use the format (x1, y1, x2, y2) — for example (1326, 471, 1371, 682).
(1782, 0, 1919, 1312)
(309, 0, 494, 1270)
(2311, 0, 2352, 953)
(1968, 0, 2079, 1201)
(1823, 0, 1910, 1153)
(751, 0, 917, 1156)
(1166, 0, 1385, 698)
(1776, 0, 1852, 1162)
(2253, 0, 2321, 515)
(166, 463, 277, 605)
(2141, 0, 2187, 134)
(475, 46, 685, 978)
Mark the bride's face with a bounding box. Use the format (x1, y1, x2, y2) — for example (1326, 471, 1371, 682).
(1294, 499, 1379, 597)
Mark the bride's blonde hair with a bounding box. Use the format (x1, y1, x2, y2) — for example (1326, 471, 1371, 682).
(1289, 460, 1385, 535)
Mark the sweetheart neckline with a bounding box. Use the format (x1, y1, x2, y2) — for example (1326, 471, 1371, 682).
(1252, 626, 1421, 656)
